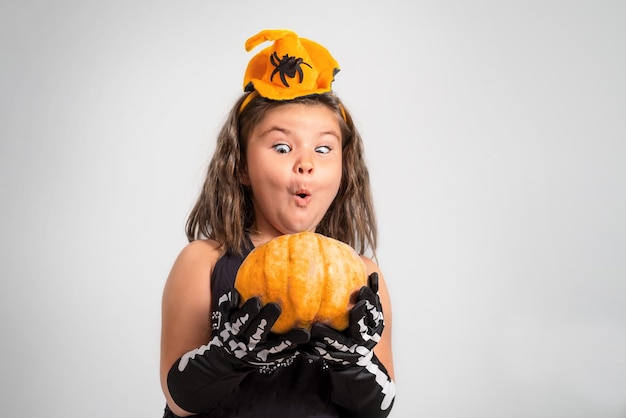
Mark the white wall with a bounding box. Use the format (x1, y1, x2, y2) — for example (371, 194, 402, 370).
(1, 1, 625, 417)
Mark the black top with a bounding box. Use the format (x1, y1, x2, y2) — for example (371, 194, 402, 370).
(203, 238, 343, 418)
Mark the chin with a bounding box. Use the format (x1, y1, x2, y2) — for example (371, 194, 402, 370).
(279, 225, 316, 235)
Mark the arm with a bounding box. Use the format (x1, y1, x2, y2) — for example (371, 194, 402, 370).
(310, 257, 396, 418)
(160, 240, 221, 417)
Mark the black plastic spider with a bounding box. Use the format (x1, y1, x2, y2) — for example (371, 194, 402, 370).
(269, 52, 312, 87)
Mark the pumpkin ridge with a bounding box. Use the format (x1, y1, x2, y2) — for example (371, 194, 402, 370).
(256, 249, 265, 297)
(292, 232, 322, 330)
(315, 233, 329, 325)
(314, 235, 326, 328)
(268, 235, 290, 332)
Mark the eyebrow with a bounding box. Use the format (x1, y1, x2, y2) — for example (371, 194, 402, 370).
(258, 126, 341, 141)
(258, 126, 290, 137)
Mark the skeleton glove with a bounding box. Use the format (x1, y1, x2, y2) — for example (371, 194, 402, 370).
(309, 273, 396, 418)
(212, 289, 310, 366)
(166, 289, 309, 414)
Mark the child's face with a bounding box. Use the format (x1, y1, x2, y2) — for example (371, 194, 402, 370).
(243, 103, 342, 239)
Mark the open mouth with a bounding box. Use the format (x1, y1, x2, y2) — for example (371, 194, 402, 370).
(294, 190, 311, 205)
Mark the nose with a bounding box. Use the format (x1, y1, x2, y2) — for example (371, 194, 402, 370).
(298, 162, 313, 174)
(296, 152, 314, 174)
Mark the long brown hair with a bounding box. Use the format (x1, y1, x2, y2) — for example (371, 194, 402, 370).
(185, 92, 377, 258)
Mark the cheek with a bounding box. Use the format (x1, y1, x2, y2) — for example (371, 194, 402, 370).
(245, 156, 269, 184)
(249, 165, 283, 190)
(328, 162, 343, 188)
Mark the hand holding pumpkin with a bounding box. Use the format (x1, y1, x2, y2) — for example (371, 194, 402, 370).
(303, 273, 396, 417)
(214, 289, 310, 367)
(308, 272, 385, 368)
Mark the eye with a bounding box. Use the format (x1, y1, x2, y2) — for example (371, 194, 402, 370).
(315, 145, 331, 154)
(273, 143, 291, 154)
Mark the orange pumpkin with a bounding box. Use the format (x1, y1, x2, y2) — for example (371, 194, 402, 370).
(234, 231, 368, 334)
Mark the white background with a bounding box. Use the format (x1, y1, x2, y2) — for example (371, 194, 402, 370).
(1, 1, 625, 417)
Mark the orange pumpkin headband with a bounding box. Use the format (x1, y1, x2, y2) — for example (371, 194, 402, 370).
(240, 29, 341, 112)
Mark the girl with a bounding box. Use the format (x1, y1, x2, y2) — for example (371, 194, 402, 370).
(160, 29, 396, 417)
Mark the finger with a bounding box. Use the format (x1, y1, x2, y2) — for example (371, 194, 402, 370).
(313, 345, 353, 365)
(244, 302, 281, 346)
(356, 284, 376, 304)
(217, 291, 234, 312)
(349, 298, 368, 337)
(264, 329, 308, 354)
(229, 288, 241, 309)
(258, 328, 310, 362)
(310, 323, 337, 339)
(256, 302, 282, 330)
(356, 285, 383, 320)
(230, 297, 262, 335)
(367, 272, 379, 293)
(349, 295, 384, 348)
(310, 323, 351, 347)
(313, 341, 362, 364)
(281, 327, 310, 345)
(354, 286, 381, 324)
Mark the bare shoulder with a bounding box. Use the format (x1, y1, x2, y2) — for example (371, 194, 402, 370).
(164, 239, 222, 287)
(173, 238, 223, 271)
(359, 255, 381, 276)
